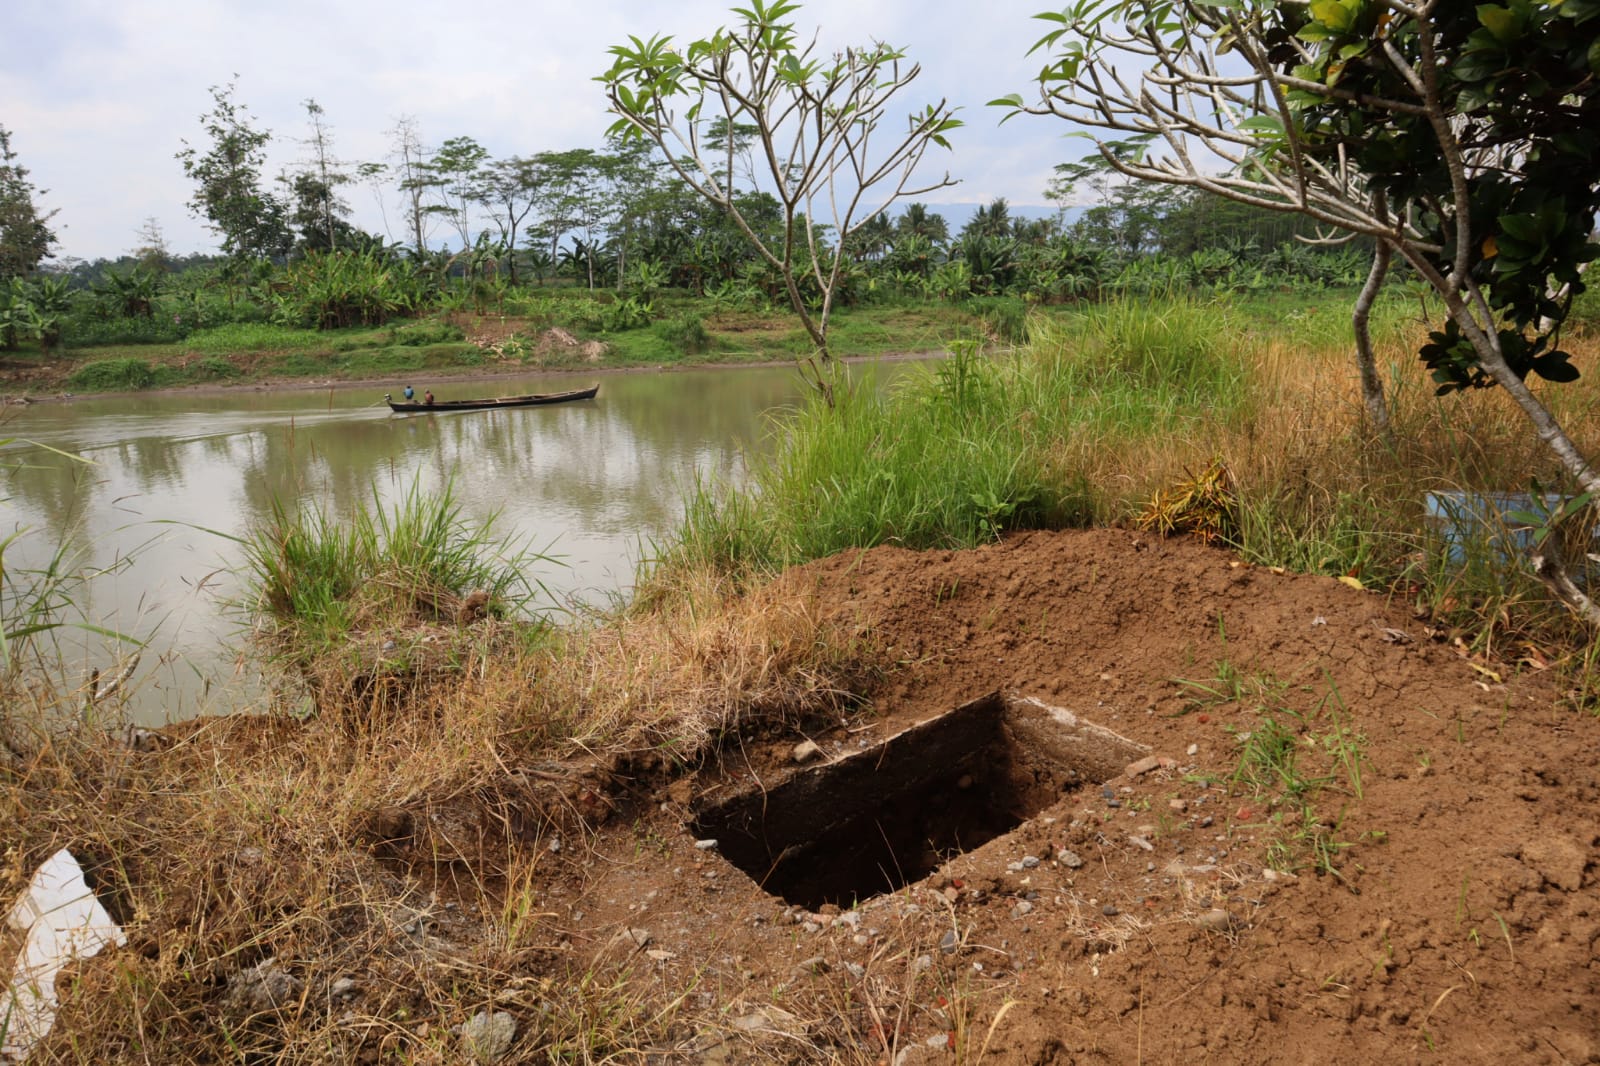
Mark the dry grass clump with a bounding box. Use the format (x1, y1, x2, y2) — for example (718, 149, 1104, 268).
(528, 566, 878, 764)
(0, 561, 877, 1062)
(1039, 303, 1600, 652)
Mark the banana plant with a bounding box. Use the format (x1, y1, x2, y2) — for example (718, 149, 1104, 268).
(0, 279, 27, 350)
(93, 269, 162, 320)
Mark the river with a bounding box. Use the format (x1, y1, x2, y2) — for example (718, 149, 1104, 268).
(2, 364, 899, 724)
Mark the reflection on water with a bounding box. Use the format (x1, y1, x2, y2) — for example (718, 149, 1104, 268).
(2, 364, 873, 724)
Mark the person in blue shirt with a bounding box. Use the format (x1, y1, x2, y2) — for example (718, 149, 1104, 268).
(403, 385, 415, 401)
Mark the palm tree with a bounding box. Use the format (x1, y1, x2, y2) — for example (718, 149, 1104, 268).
(851, 212, 896, 261)
(896, 202, 949, 243)
(962, 198, 1013, 241)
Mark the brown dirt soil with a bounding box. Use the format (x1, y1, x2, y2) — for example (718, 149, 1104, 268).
(20, 528, 1600, 1064)
(546, 529, 1599, 1064)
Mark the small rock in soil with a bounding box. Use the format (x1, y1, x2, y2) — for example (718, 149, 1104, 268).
(607, 928, 653, 953)
(1102, 904, 1120, 917)
(732, 1006, 806, 1035)
(1124, 755, 1161, 777)
(939, 929, 960, 955)
(227, 958, 302, 1014)
(792, 739, 823, 763)
(794, 956, 830, 976)
(1194, 908, 1236, 932)
(694, 838, 718, 850)
(1058, 849, 1085, 869)
(1011, 901, 1034, 919)
(1021, 855, 1041, 868)
(460, 1010, 516, 1063)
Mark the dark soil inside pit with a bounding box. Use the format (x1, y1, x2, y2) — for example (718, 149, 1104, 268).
(549, 529, 1599, 1064)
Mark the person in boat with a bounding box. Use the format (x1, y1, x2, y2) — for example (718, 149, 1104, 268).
(403, 385, 414, 400)
(424, 390, 434, 405)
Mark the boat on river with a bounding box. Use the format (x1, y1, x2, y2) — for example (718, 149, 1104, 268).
(384, 384, 599, 413)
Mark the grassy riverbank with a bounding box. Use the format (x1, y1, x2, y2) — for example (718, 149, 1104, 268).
(0, 296, 994, 398)
(0, 287, 1380, 399)
(5, 291, 1600, 1062)
(664, 290, 1600, 651)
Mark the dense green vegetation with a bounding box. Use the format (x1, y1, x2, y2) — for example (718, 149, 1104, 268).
(658, 287, 1596, 655)
(0, 184, 1418, 393)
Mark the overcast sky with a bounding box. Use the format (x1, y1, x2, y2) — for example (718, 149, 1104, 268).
(3, 0, 1093, 262)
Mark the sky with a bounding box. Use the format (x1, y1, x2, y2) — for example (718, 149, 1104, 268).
(1, 0, 1094, 263)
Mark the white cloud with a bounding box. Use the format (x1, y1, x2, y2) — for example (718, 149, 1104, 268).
(6, 0, 1092, 260)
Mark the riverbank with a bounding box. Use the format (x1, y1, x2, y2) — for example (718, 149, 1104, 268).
(0, 346, 946, 407)
(5, 529, 1597, 1064)
(0, 302, 989, 402)
(7, 291, 1600, 1062)
(0, 288, 1388, 403)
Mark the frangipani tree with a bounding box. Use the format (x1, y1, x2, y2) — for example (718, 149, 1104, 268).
(996, 0, 1600, 619)
(600, 0, 961, 393)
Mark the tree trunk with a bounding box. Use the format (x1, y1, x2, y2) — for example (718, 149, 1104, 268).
(1352, 241, 1393, 445)
(1459, 303, 1600, 626)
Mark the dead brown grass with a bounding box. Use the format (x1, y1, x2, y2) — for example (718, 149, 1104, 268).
(0, 566, 877, 1063)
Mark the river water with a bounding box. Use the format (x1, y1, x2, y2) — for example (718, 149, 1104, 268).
(3, 364, 885, 723)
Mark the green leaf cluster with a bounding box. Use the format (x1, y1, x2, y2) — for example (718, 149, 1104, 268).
(1282, 0, 1600, 391)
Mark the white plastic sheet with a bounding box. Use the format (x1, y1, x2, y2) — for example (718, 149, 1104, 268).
(3, 849, 126, 1061)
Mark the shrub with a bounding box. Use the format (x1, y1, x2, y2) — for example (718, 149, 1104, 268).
(590, 296, 655, 333)
(386, 321, 465, 347)
(67, 358, 160, 391)
(274, 250, 432, 330)
(653, 313, 714, 356)
(194, 356, 238, 379)
(964, 296, 1031, 345)
(63, 315, 186, 348)
(183, 323, 323, 354)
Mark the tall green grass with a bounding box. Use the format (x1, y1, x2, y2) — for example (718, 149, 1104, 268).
(183, 322, 328, 354)
(653, 289, 1600, 654)
(242, 481, 551, 655)
(67, 357, 164, 391)
(663, 293, 1252, 573)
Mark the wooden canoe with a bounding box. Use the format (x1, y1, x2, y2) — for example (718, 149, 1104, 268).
(385, 384, 599, 413)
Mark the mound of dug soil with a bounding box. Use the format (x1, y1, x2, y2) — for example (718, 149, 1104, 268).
(562, 529, 1598, 1064)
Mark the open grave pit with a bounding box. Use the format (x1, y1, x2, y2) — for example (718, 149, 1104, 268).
(690, 692, 1149, 910)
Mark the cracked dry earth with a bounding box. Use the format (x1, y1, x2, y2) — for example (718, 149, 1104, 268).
(549, 529, 1598, 1064)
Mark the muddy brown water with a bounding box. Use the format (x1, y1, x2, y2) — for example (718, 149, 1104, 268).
(2, 363, 916, 723)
